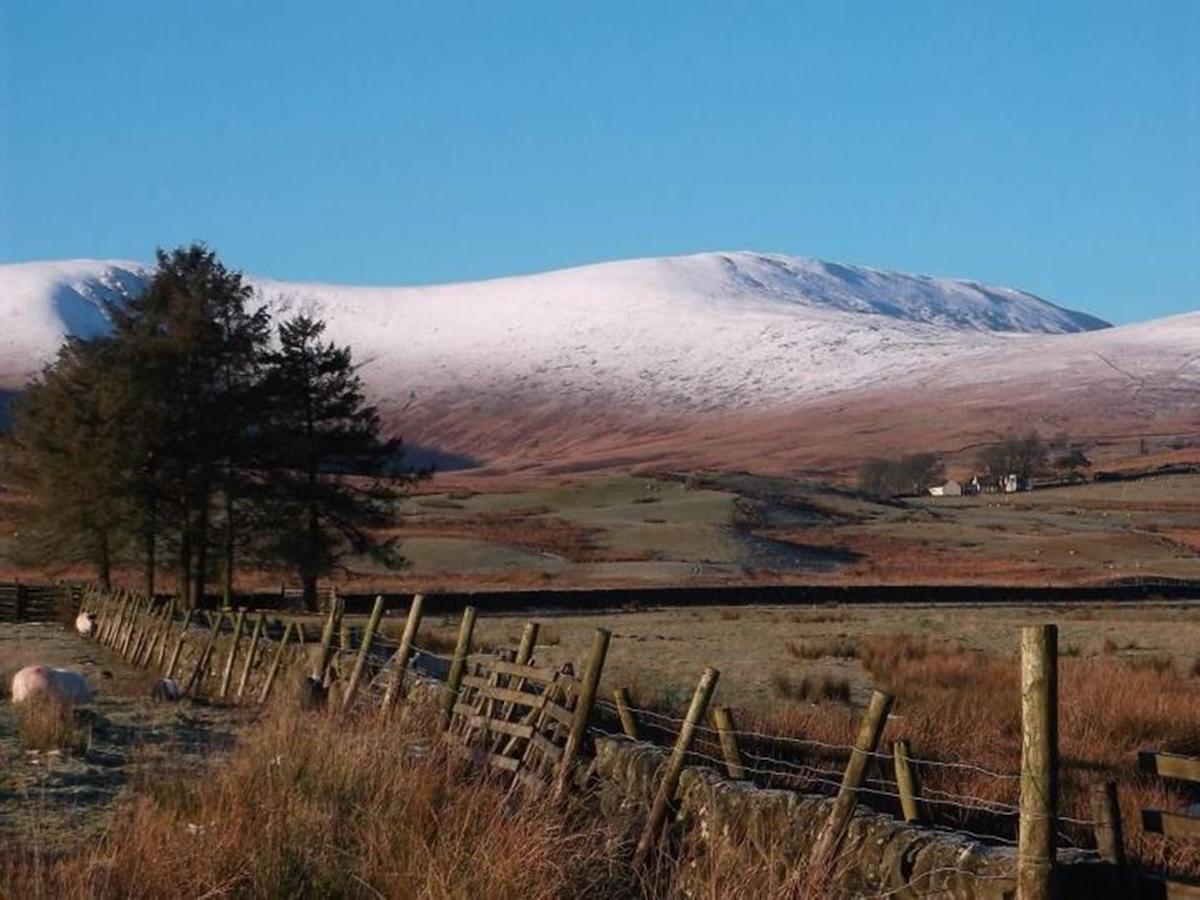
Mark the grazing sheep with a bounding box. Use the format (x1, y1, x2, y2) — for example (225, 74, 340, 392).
(151, 677, 182, 701)
(75, 610, 95, 637)
(11, 666, 93, 706)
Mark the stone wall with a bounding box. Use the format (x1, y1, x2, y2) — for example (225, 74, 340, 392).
(593, 735, 1105, 899)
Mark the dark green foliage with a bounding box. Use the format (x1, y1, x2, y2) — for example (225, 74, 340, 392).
(9, 243, 419, 606)
(10, 340, 131, 587)
(259, 315, 420, 610)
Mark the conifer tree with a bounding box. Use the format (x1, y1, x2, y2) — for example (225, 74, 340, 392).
(105, 243, 269, 604)
(259, 314, 417, 609)
(10, 339, 130, 587)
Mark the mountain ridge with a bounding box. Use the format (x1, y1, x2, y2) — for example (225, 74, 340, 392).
(1, 252, 1193, 477)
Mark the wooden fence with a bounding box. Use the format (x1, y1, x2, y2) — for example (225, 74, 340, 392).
(1138, 752, 1200, 898)
(0, 582, 73, 623)
(68, 586, 1128, 897)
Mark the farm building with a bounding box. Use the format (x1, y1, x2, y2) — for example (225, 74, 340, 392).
(928, 479, 962, 497)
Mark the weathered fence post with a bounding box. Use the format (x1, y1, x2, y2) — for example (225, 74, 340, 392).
(186, 610, 224, 698)
(441, 606, 477, 728)
(893, 739, 922, 823)
(516, 620, 539, 664)
(613, 687, 640, 740)
(165, 610, 195, 680)
(1090, 781, 1126, 900)
(381, 593, 425, 714)
(712, 706, 747, 780)
(1019, 624, 1058, 900)
(218, 609, 247, 700)
(554, 627, 611, 798)
(259, 620, 295, 704)
(811, 690, 894, 869)
(235, 613, 265, 701)
(342, 595, 386, 712)
(633, 666, 720, 869)
(123, 593, 147, 659)
(156, 598, 176, 669)
(314, 593, 345, 686)
(140, 600, 167, 667)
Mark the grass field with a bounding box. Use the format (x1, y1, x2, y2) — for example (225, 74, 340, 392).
(443, 598, 1200, 875)
(4, 470, 1199, 590)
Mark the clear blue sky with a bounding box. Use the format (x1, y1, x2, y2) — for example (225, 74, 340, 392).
(1, 1, 1197, 324)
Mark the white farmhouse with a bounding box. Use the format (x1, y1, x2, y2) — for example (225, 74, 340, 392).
(929, 479, 962, 497)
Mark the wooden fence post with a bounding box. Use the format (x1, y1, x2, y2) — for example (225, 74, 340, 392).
(147, 598, 175, 668)
(110, 590, 131, 647)
(381, 593, 425, 714)
(156, 598, 176, 668)
(516, 620, 539, 665)
(811, 690, 894, 869)
(259, 621, 295, 704)
(165, 610, 195, 680)
(893, 739, 922, 823)
(236, 613, 266, 701)
(110, 591, 127, 649)
(1019, 624, 1058, 900)
(712, 706, 746, 780)
(613, 687, 640, 740)
(218, 609, 247, 700)
(139, 600, 164, 667)
(123, 593, 147, 659)
(441, 607, 477, 728)
(633, 666, 720, 869)
(555, 627, 611, 798)
(314, 593, 345, 686)
(342, 595, 386, 712)
(1090, 781, 1126, 900)
(186, 610, 224, 698)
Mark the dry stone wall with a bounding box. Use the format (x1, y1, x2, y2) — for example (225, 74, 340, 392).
(593, 735, 1105, 899)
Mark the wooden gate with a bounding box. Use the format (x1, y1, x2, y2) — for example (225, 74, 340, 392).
(446, 628, 609, 795)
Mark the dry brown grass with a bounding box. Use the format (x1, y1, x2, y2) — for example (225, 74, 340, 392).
(769, 673, 852, 705)
(738, 634, 1200, 877)
(785, 636, 858, 660)
(15, 700, 90, 754)
(1, 702, 637, 899)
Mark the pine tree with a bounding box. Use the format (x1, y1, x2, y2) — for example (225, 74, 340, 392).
(260, 314, 418, 609)
(10, 339, 131, 587)
(105, 243, 269, 604)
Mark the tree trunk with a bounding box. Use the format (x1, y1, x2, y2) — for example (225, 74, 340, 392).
(222, 487, 235, 607)
(143, 490, 157, 599)
(192, 478, 210, 608)
(302, 502, 320, 611)
(179, 500, 193, 608)
(97, 529, 112, 592)
(142, 457, 158, 598)
(302, 572, 319, 612)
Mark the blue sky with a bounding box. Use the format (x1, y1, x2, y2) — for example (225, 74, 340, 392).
(1, 2, 1197, 324)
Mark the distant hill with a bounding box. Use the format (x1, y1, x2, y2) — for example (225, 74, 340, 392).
(2, 252, 1195, 477)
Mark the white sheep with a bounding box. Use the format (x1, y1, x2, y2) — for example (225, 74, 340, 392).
(75, 610, 95, 637)
(10, 666, 93, 706)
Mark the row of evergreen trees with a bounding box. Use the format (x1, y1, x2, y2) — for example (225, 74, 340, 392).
(9, 244, 418, 609)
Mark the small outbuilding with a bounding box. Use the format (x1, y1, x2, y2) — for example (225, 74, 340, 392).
(929, 479, 962, 497)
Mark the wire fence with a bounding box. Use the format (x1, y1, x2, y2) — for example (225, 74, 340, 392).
(72, 583, 1113, 896)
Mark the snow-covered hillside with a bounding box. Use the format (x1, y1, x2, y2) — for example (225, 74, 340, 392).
(5, 250, 1195, 471)
(0, 250, 1108, 402)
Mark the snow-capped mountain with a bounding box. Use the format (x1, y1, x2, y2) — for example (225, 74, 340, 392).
(1, 251, 1193, 474)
